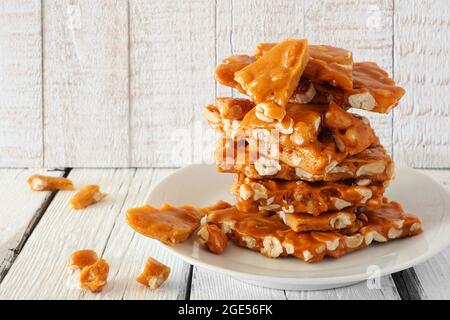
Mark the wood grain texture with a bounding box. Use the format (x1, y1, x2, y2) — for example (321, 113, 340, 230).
(286, 276, 400, 300)
(96, 169, 191, 300)
(43, 0, 129, 167)
(0, 168, 190, 299)
(130, 0, 216, 167)
(0, 0, 42, 166)
(0, 169, 64, 278)
(305, 0, 395, 153)
(190, 267, 287, 300)
(393, 0, 450, 167)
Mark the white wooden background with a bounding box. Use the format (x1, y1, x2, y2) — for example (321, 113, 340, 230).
(0, 0, 449, 169)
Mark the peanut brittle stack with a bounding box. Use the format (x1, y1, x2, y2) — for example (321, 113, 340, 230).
(126, 38, 423, 263)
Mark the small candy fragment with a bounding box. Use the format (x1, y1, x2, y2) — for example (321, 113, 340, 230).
(27, 174, 75, 191)
(136, 257, 171, 290)
(79, 259, 109, 293)
(69, 249, 98, 270)
(70, 185, 107, 210)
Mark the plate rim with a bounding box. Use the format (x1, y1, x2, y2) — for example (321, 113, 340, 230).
(145, 164, 450, 286)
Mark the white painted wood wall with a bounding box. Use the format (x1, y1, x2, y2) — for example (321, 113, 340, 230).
(0, 0, 449, 168)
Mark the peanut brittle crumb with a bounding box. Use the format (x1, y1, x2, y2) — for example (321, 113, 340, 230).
(69, 250, 98, 270)
(70, 185, 107, 210)
(79, 259, 109, 293)
(136, 257, 171, 290)
(27, 174, 75, 191)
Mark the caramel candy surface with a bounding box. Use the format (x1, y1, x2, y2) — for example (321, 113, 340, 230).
(69, 250, 98, 270)
(79, 259, 109, 293)
(284, 210, 357, 232)
(215, 55, 254, 93)
(233, 174, 386, 215)
(126, 204, 204, 245)
(136, 257, 171, 290)
(197, 224, 228, 254)
(27, 174, 75, 191)
(234, 39, 309, 112)
(255, 43, 353, 90)
(314, 62, 405, 113)
(216, 136, 393, 182)
(209, 101, 378, 176)
(70, 185, 107, 210)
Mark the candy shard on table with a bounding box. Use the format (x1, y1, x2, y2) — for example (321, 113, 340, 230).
(126, 203, 205, 245)
(27, 174, 75, 191)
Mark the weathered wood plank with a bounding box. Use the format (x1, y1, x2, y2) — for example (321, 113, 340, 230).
(130, 0, 216, 167)
(230, 0, 305, 53)
(190, 267, 287, 300)
(393, 0, 450, 167)
(0, 0, 42, 167)
(305, 0, 394, 153)
(43, 0, 129, 167)
(0, 168, 191, 299)
(94, 169, 191, 300)
(0, 168, 64, 281)
(286, 276, 400, 300)
(0, 169, 136, 299)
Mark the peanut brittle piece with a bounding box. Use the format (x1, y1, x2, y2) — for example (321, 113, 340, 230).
(79, 258, 109, 293)
(233, 174, 386, 215)
(69, 250, 98, 270)
(206, 200, 422, 263)
(215, 97, 255, 120)
(27, 174, 75, 191)
(255, 43, 354, 90)
(349, 62, 405, 113)
(234, 39, 309, 122)
(209, 101, 378, 175)
(203, 98, 255, 139)
(215, 55, 255, 93)
(126, 204, 204, 245)
(70, 185, 107, 210)
(283, 210, 357, 232)
(136, 257, 171, 290)
(216, 136, 394, 182)
(314, 62, 405, 113)
(197, 224, 228, 254)
(289, 78, 317, 104)
(325, 101, 376, 155)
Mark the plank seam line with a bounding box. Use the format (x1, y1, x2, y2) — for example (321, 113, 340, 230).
(0, 168, 72, 284)
(391, 268, 426, 300)
(127, 0, 132, 167)
(184, 265, 194, 300)
(100, 168, 138, 258)
(41, 0, 45, 167)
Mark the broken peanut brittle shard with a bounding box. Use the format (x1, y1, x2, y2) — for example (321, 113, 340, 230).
(233, 174, 386, 216)
(126, 204, 204, 245)
(136, 257, 171, 290)
(27, 174, 75, 191)
(215, 55, 255, 93)
(70, 185, 107, 210)
(255, 43, 354, 90)
(79, 258, 109, 293)
(234, 39, 309, 111)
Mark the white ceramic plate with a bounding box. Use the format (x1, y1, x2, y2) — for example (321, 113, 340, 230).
(145, 164, 450, 290)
